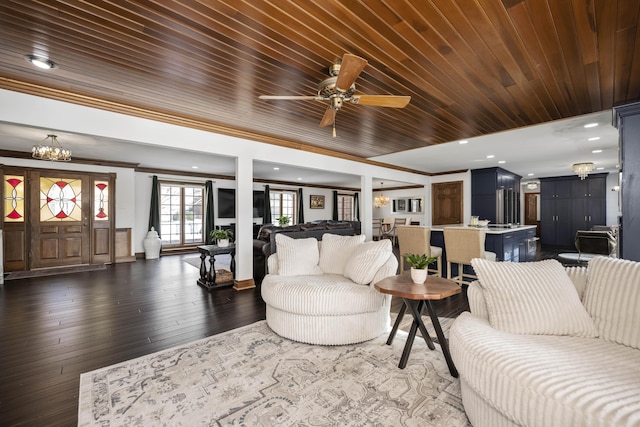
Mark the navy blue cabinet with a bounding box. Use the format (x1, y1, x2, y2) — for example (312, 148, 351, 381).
(471, 167, 522, 224)
(614, 101, 640, 261)
(540, 175, 606, 248)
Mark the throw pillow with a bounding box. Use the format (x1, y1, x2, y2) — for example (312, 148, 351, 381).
(472, 258, 598, 337)
(275, 233, 323, 276)
(344, 239, 392, 285)
(583, 256, 640, 350)
(318, 233, 366, 275)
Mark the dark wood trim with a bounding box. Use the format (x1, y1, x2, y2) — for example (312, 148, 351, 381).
(136, 167, 235, 180)
(0, 149, 140, 169)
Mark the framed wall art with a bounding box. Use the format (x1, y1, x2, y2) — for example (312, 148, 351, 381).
(310, 195, 325, 209)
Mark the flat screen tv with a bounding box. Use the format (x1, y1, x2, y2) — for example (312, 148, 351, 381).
(217, 188, 235, 218)
(253, 191, 265, 218)
(217, 188, 265, 219)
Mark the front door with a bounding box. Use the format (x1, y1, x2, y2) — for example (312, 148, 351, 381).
(29, 172, 91, 268)
(3, 167, 115, 272)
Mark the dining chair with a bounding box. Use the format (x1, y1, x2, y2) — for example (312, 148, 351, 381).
(443, 227, 496, 286)
(372, 218, 382, 241)
(388, 218, 407, 245)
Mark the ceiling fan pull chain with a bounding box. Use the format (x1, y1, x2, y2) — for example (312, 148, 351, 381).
(332, 121, 337, 138)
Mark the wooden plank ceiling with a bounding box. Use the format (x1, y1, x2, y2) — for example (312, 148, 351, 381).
(0, 0, 638, 161)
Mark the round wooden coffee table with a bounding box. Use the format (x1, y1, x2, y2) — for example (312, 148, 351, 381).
(374, 274, 460, 377)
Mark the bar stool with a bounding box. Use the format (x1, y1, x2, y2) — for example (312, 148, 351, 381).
(397, 226, 442, 277)
(443, 227, 496, 285)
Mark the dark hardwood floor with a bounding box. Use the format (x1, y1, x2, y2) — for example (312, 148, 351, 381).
(0, 253, 469, 426)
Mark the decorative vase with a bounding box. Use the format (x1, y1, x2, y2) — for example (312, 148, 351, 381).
(217, 239, 229, 247)
(143, 227, 162, 260)
(410, 267, 428, 284)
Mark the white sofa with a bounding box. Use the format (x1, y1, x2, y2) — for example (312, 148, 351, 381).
(449, 256, 640, 427)
(261, 233, 398, 345)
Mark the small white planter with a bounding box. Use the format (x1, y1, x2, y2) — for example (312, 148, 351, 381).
(217, 239, 230, 247)
(410, 267, 428, 284)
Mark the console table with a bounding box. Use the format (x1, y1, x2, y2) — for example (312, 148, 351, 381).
(197, 244, 236, 290)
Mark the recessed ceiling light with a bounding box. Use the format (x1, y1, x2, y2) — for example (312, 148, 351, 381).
(592, 149, 603, 153)
(24, 54, 57, 69)
(458, 140, 468, 144)
(596, 167, 604, 170)
(528, 173, 534, 176)
(486, 155, 495, 159)
(273, 167, 280, 170)
(297, 177, 302, 180)
(584, 123, 598, 128)
(192, 166, 198, 169)
(498, 160, 506, 164)
(588, 137, 600, 141)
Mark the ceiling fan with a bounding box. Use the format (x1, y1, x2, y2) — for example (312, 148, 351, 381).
(259, 54, 411, 137)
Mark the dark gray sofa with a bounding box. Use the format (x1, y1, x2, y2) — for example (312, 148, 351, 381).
(252, 220, 361, 283)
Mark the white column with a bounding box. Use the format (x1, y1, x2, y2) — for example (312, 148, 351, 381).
(360, 176, 373, 240)
(235, 155, 254, 284)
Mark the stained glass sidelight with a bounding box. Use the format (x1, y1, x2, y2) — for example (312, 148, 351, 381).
(4, 174, 25, 222)
(94, 181, 109, 220)
(40, 177, 82, 222)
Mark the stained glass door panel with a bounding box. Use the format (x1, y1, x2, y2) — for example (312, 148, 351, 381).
(30, 173, 91, 268)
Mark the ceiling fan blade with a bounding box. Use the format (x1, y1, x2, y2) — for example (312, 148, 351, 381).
(319, 108, 337, 127)
(259, 95, 323, 101)
(352, 95, 411, 108)
(335, 54, 368, 92)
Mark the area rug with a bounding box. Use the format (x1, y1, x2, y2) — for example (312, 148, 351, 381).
(78, 321, 469, 426)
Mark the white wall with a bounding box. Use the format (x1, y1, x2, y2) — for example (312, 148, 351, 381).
(373, 187, 427, 224)
(606, 172, 621, 226)
(0, 90, 435, 281)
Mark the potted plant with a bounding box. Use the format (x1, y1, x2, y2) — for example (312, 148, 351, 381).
(404, 253, 437, 284)
(210, 228, 233, 247)
(277, 215, 290, 226)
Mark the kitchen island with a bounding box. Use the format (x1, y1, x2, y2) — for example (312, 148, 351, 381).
(430, 225, 538, 264)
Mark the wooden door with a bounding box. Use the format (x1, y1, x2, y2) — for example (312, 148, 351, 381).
(3, 168, 115, 272)
(30, 172, 91, 268)
(432, 181, 463, 225)
(524, 193, 540, 236)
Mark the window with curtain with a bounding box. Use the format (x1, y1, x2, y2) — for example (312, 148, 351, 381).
(337, 194, 354, 221)
(159, 182, 204, 246)
(269, 189, 297, 225)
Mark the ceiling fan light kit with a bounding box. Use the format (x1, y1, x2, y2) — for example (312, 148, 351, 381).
(259, 54, 410, 137)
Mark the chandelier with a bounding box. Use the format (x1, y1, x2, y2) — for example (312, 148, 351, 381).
(572, 162, 594, 180)
(32, 134, 72, 161)
(374, 182, 390, 208)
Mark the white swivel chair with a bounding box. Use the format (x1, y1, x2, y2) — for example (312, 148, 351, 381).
(397, 226, 442, 276)
(443, 227, 496, 286)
